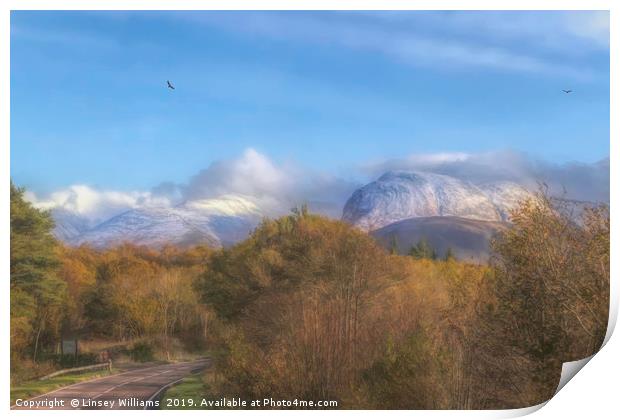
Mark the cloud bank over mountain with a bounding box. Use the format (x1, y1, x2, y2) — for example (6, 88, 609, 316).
(361, 150, 609, 204)
(24, 185, 172, 224)
(149, 148, 360, 218)
(25, 149, 609, 227)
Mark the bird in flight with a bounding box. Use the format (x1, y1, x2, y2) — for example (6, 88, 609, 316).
(562, 89, 572, 94)
(167, 80, 175, 90)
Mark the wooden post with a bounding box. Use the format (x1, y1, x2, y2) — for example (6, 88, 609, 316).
(108, 359, 112, 372)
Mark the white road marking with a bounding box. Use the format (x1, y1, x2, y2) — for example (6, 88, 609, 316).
(9, 367, 157, 409)
(11, 360, 208, 410)
(91, 370, 175, 399)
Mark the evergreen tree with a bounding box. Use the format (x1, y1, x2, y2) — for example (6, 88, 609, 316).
(389, 235, 400, 255)
(409, 238, 437, 260)
(10, 182, 66, 361)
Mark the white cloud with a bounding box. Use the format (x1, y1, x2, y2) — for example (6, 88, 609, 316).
(354, 11, 609, 53)
(558, 11, 609, 48)
(11, 23, 119, 51)
(185, 148, 294, 201)
(14, 11, 608, 81)
(184, 148, 358, 217)
(25, 185, 171, 223)
(26, 149, 359, 222)
(361, 150, 609, 203)
(27, 149, 608, 225)
(176, 11, 607, 79)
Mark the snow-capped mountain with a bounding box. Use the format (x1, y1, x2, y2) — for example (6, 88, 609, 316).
(478, 181, 533, 221)
(62, 195, 263, 249)
(51, 208, 96, 242)
(342, 171, 531, 231)
(50, 171, 532, 250)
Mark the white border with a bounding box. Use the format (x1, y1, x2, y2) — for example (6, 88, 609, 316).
(1, 2, 616, 420)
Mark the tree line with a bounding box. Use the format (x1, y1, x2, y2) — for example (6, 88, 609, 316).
(194, 194, 609, 408)
(10, 181, 609, 408)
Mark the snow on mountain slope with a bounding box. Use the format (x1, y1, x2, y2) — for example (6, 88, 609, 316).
(52, 172, 532, 249)
(342, 171, 531, 231)
(67, 195, 262, 249)
(478, 181, 533, 221)
(51, 208, 96, 242)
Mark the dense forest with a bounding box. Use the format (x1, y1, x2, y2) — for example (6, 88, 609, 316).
(10, 181, 609, 409)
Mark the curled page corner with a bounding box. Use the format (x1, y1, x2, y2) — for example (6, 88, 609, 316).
(551, 289, 619, 396)
(498, 401, 548, 418)
(602, 286, 618, 348)
(554, 355, 595, 396)
(496, 355, 598, 419)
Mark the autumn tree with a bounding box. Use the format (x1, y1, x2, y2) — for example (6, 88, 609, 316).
(468, 192, 610, 407)
(198, 210, 397, 401)
(58, 245, 99, 333)
(152, 267, 203, 359)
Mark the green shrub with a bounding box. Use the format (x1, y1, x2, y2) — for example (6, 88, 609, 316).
(129, 341, 154, 362)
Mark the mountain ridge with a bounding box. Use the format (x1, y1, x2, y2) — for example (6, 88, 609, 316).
(342, 170, 531, 231)
(58, 195, 263, 249)
(50, 171, 532, 250)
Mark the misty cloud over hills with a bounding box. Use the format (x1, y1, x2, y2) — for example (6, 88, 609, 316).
(25, 149, 608, 249)
(361, 151, 609, 204)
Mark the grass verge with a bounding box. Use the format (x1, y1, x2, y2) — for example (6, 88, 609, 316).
(160, 374, 206, 410)
(10, 369, 115, 406)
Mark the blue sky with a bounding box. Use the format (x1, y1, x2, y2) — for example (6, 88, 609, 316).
(10, 11, 609, 214)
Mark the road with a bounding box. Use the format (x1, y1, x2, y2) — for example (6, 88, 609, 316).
(12, 359, 209, 410)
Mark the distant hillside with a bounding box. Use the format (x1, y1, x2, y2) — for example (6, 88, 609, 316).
(343, 170, 530, 231)
(371, 216, 508, 263)
(60, 195, 263, 249)
(48, 170, 532, 251)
